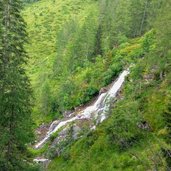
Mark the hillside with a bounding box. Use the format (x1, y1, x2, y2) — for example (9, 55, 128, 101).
(23, 0, 100, 124)
(22, 0, 171, 171)
(48, 31, 171, 171)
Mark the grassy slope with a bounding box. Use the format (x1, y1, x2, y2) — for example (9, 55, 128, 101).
(23, 0, 98, 124)
(48, 31, 170, 171)
(23, 1, 171, 170)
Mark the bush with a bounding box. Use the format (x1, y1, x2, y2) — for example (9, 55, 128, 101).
(106, 100, 143, 150)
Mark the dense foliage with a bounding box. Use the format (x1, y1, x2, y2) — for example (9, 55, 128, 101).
(0, 0, 170, 170)
(43, 0, 171, 170)
(0, 0, 37, 170)
(23, 0, 163, 125)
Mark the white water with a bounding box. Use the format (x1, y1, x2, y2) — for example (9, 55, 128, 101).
(33, 158, 49, 163)
(35, 69, 129, 149)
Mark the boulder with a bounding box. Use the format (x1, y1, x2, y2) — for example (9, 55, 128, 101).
(99, 87, 108, 94)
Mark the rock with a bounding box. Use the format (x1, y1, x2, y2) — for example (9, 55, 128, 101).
(36, 130, 41, 135)
(36, 123, 50, 141)
(91, 125, 96, 130)
(99, 87, 108, 95)
(52, 127, 69, 146)
(48, 120, 59, 133)
(63, 110, 74, 118)
(33, 158, 50, 168)
(72, 125, 81, 140)
(137, 121, 151, 130)
(74, 106, 82, 112)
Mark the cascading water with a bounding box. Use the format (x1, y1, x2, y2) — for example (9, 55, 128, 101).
(35, 69, 129, 149)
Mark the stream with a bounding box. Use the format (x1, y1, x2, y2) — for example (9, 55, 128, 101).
(35, 69, 130, 150)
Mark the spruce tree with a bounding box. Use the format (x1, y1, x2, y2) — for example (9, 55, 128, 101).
(0, 0, 34, 170)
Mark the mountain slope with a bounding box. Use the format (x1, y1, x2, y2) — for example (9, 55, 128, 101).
(48, 28, 171, 170)
(23, 0, 161, 125)
(23, 0, 99, 124)
(22, 0, 171, 170)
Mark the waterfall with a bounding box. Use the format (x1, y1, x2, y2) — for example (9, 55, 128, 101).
(35, 69, 129, 149)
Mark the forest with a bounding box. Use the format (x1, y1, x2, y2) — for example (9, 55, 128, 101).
(0, 0, 171, 170)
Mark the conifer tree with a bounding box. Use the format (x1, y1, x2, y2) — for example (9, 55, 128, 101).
(0, 0, 34, 170)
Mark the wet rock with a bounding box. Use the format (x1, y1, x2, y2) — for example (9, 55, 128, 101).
(48, 120, 59, 133)
(63, 110, 74, 118)
(33, 158, 49, 163)
(99, 87, 108, 95)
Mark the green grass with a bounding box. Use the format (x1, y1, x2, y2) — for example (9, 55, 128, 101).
(28, 142, 50, 157)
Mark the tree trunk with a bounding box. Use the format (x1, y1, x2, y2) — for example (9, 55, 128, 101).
(139, 0, 149, 35)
